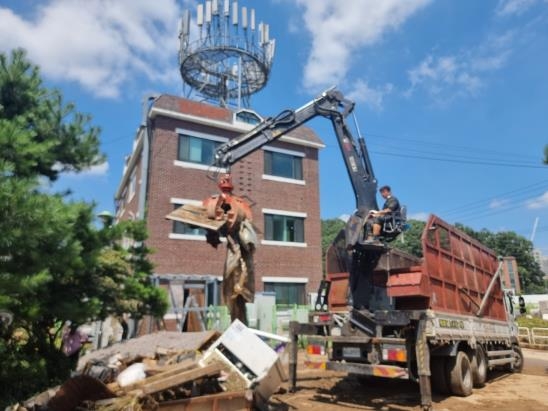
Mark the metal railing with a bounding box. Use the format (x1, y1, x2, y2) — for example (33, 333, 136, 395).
(518, 326, 531, 344)
(519, 326, 548, 346)
(531, 327, 548, 346)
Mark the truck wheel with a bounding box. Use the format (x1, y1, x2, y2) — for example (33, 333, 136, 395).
(447, 351, 473, 396)
(506, 345, 524, 373)
(430, 357, 450, 394)
(471, 347, 487, 388)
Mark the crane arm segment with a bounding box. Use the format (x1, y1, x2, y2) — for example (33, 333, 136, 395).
(212, 88, 378, 213)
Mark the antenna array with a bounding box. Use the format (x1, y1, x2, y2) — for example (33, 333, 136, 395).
(179, 0, 276, 107)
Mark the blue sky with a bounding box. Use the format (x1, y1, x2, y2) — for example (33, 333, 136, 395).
(1, 0, 547, 253)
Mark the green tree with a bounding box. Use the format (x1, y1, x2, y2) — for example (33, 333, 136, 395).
(321, 218, 346, 274)
(0, 49, 104, 180)
(321, 219, 346, 255)
(543, 144, 548, 165)
(455, 224, 545, 294)
(321, 218, 426, 264)
(0, 49, 167, 406)
(391, 219, 426, 258)
(95, 220, 167, 320)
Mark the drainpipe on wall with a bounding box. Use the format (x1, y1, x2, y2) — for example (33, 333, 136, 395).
(137, 94, 160, 220)
(133, 94, 159, 338)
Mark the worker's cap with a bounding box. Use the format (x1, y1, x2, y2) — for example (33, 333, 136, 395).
(379, 185, 391, 192)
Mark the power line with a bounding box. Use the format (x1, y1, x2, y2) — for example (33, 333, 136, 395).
(453, 203, 529, 223)
(364, 131, 539, 162)
(449, 189, 546, 222)
(368, 140, 540, 165)
(101, 133, 135, 147)
(447, 186, 547, 221)
(322, 135, 545, 168)
(370, 150, 546, 169)
(441, 180, 548, 216)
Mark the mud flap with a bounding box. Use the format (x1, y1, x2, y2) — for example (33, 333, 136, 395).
(415, 316, 432, 411)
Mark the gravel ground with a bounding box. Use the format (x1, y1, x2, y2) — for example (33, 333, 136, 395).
(269, 347, 548, 411)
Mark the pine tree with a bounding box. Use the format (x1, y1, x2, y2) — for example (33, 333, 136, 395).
(0, 49, 167, 406)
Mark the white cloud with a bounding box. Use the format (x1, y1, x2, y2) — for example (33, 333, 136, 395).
(406, 31, 514, 103)
(61, 161, 109, 178)
(0, 0, 181, 98)
(496, 0, 545, 16)
(489, 198, 509, 209)
(408, 212, 429, 221)
(526, 191, 548, 209)
(347, 80, 394, 111)
(338, 214, 350, 223)
(291, 0, 432, 91)
(83, 162, 109, 177)
(408, 55, 482, 99)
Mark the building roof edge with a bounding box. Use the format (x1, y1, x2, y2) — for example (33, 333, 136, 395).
(149, 106, 326, 149)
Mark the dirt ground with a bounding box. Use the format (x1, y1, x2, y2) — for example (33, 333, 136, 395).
(269, 348, 548, 411)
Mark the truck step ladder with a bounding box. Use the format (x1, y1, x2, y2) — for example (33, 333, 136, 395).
(314, 280, 331, 311)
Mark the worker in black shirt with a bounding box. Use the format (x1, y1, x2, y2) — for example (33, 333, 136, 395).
(367, 185, 400, 243)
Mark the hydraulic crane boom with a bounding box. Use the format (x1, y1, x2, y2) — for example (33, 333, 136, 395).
(212, 88, 379, 215)
(167, 88, 391, 325)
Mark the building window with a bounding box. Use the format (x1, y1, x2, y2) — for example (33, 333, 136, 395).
(116, 188, 127, 216)
(264, 150, 303, 180)
(178, 134, 222, 166)
(264, 214, 304, 243)
(172, 205, 206, 236)
(172, 220, 206, 236)
(264, 282, 306, 305)
(235, 109, 262, 125)
(128, 169, 137, 199)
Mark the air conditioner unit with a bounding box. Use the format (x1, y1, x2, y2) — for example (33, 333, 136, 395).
(200, 319, 287, 408)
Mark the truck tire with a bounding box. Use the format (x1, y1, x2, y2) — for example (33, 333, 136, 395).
(471, 347, 487, 388)
(430, 356, 450, 394)
(506, 345, 524, 373)
(447, 351, 473, 396)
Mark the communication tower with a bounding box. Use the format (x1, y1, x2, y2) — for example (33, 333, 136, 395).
(179, 0, 276, 108)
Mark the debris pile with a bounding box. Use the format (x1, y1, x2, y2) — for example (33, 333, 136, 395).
(9, 321, 288, 411)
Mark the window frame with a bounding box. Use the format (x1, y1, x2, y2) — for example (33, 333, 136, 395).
(174, 129, 228, 171)
(262, 146, 305, 184)
(234, 109, 263, 125)
(128, 169, 137, 201)
(262, 208, 307, 247)
(263, 279, 307, 305)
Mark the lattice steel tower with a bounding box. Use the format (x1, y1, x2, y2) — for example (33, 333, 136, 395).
(179, 0, 275, 108)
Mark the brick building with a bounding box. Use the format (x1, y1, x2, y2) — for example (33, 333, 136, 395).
(115, 95, 325, 319)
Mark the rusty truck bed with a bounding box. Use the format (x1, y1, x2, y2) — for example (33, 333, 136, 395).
(326, 214, 507, 321)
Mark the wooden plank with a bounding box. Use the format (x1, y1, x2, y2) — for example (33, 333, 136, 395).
(166, 204, 226, 231)
(158, 390, 252, 411)
(140, 364, 222, 396)
(122, 358, 198, 392)
(147, 358, 197, 378)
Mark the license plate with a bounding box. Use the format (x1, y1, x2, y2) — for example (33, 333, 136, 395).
(342, 346, 361, 359)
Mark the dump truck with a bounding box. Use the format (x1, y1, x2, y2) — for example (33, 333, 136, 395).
(166, 88, 522, 410)
(289, 214, 523, 411)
